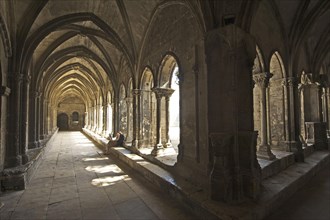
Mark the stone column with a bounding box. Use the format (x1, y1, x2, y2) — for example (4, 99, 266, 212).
(253, 72, 275, 160)
(102, 104, 108, 136)
(205, 25, 261, 203)
(151, 88, 164, 156)
(289, 77, 304, 161)
(21, 75, 31, 164)
(282, 77, 291, 151)
(132, 89, 141, 148)
(163, 89, 174, 147)
(125, 97, 133, 142)
(326, 87, 330, 133)
(5, 73, 23, 167)
(28, 91, 40, 149)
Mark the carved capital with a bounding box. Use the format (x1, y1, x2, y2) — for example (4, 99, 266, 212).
(152, 87, 174, 99)
(281, 77, 296, 87)
(0, 86, 11, 96)
(132, 89, 141, 96)
(252, 72, 273, 88)
(33, 91, 41, 98)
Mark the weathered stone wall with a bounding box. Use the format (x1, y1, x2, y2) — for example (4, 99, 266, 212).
(57, 97, 85, 131)
(269, 80, 285, 147)
(138, 3, 209, 185)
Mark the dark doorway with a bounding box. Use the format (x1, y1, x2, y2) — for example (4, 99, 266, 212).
(57, 113, 69, 131)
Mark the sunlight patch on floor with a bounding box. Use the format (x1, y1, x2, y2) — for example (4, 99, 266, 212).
(91, 175, 129, 187)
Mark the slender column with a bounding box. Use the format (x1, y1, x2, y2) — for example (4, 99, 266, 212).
(132, 89, 141, 148)
(88, 106, 92, 129)
(151, 88, 163, 156)
(326, 87, 330, 132)
(164, 89, 174, 147)
(28, 91, 39, 149)
(21, 75, 31, 164)
(98, 104, 103, 134)
(36, 93, 41, 146)
(125, 97, 133, 142)
(84, 112, 88, 128)
(282, 78, 291, 151)
(102, 104, 108, 136)
(253, 72, 276, 160)
(289, 76, 304, 161)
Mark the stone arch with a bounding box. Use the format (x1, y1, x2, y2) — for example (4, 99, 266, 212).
(158, 54, 181, 155)
(140, 67, 156, 147)
(268, 51, 286, 148)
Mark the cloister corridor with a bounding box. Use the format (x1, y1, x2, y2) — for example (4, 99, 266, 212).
(0, 132, 197, 220)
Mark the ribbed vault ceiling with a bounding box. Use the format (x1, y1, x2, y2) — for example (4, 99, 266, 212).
(10, 0, 328, 110)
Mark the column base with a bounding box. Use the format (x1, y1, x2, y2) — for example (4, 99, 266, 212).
(257, 145, 276, 160)
(286, 141, 304, 162)
(5, 155, 22, 168)
(0, 202, 4, 210)
(21, 154, 29, 165)
(28, 141, 39, 149)
(151, 144, 163, 156)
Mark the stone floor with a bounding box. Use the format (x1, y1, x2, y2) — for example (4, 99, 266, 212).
(266, 161, 330, 220)
(0, 131, 198, 220)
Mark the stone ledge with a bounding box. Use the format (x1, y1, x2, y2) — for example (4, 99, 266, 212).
(83, 129, 330, 220)
(1, 129, 58, 191)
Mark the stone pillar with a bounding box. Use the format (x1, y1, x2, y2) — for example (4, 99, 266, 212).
(132, 89, 141, 148)
(5, 73, 23, 167)
(28, 91, 40, 149)
(289, 77, 304, 161)
(98, 104, 103, 134)
(21, 75, 31, 164)
(1, 86, 11, 167)
(102, 104, 108, 136)
(163, 89, 174, 147)
(253, 72, 275, 160)
(125, 97, 133, 142)
(151, 88, 163, 156)
(321, 87, 329, 126)
(282, 77, 292, 151)
(326, 87, 330, 133)
(205, 25, 261, 203)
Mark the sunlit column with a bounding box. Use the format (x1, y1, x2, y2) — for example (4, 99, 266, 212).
(253, 72, 276, 160)
(132, 89, 141, 148)
(98, 104, 103, 134)
(164, 89, 174, 147)
(125, 97, 133, 142)
(151, 88, 163, 156)
(102, 104, 108, 136)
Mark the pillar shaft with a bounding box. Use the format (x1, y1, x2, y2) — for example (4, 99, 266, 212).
(253, 72, 275, 160)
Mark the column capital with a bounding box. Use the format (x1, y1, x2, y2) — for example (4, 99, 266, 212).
(152, 87, 175, 98)
(0, 86, 11, 96)
(252, 72, 273, 88)
(132, 89, 141, 96)
(282, 77, 297, 87)
(33, 91, 42, 98)
(125, 97, 133, 103)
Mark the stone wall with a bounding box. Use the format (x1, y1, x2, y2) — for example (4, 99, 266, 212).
(57, 97, 85, 131)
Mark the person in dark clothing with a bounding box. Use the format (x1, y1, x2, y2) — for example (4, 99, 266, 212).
(105, 131, 125, 154)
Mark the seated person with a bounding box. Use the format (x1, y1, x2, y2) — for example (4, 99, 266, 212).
(105, 131, 125, 154)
